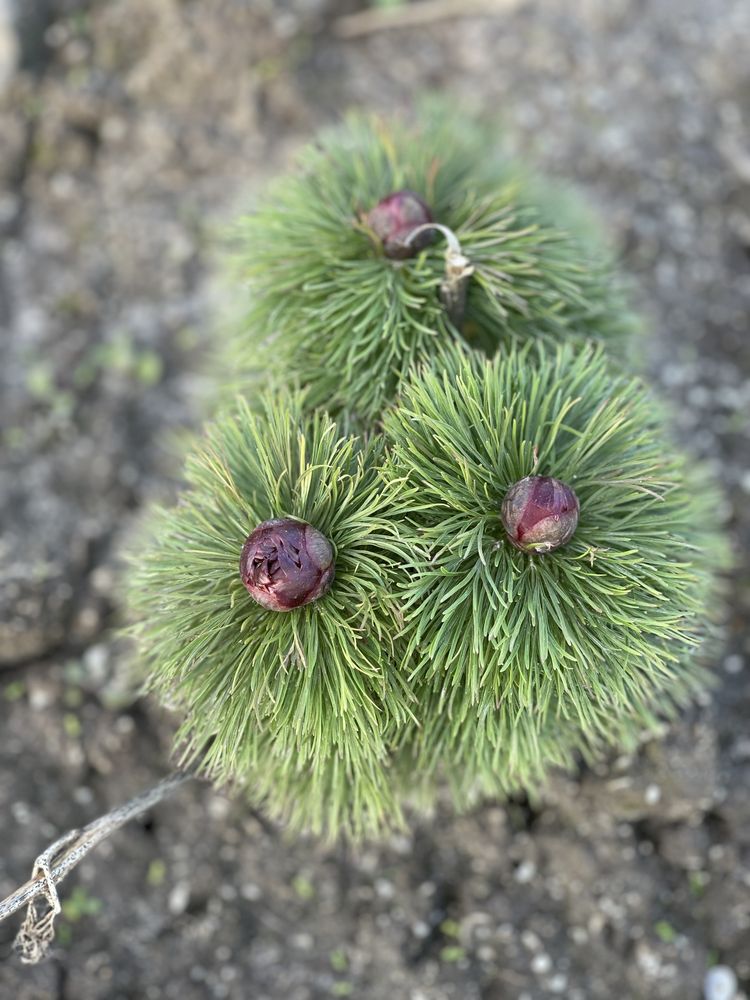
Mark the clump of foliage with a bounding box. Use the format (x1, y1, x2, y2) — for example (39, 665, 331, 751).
(127, 392, 414, 837)
(127, 110, 723, 840)
(381, 342, 722, 809)
(228, 108, 635, 422)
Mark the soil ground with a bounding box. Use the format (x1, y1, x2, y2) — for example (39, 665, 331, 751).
(1, 2, 749, 998)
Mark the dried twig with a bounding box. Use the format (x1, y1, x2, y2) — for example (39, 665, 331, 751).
(405, 223, 475, 328)
(333, 0, 528, 40)
(0, 769, 195, 964)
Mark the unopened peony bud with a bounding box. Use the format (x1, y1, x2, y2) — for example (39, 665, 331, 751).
(239, 518, 335, 611)
(365, 189, 435, 260)
(501, 476, 579, 555)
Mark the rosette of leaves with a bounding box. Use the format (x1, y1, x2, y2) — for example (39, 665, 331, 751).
(229, 107, 636, 422)
(126, 391, 414, 838)
(382, 341, 724, 803)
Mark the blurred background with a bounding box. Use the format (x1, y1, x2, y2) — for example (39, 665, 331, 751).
(1, 1, 749, 998)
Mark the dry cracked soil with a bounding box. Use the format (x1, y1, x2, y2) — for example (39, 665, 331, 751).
(1, 1, 749, 998)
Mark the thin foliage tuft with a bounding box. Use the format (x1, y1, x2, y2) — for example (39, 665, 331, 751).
(126, 392, 414, 838)
(228, 108, 636, 421)
(381, 342, 725, 801)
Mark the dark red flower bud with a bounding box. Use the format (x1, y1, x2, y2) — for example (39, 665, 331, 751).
(501, 476, 579, 555)
(365, 189, 435, 260)
(239, 518, 335, 611)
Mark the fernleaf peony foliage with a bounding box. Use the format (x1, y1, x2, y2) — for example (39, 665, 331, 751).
(381, 342, 722, 806)
(228, 108, 635, 422)
(128, 111, 724, 839)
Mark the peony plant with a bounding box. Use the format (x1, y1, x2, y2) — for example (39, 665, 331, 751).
(124, 110, 724, 840)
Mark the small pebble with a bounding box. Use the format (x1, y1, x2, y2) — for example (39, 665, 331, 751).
(644, 784, 662, 806)
(521, 930, 542, 951)
(374, 877, 395, 900)
(11, 801, 31, 825)
(515, 860, 537, 883)
(548, 974, 569, 993)
(73, 785, 94, 806)
(531, 953, 552, 975)
(168, 882, 191, 915)
(704, 966, 738, 1000)
(291, 933, 313, 950)
(241, 882, 262, 901)
(723, 654, 744, 675)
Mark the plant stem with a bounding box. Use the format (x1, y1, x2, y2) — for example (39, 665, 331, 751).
(405, 223, 475, 328)
(0, 769, 196, 963)
(333, 0, 528, 39)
